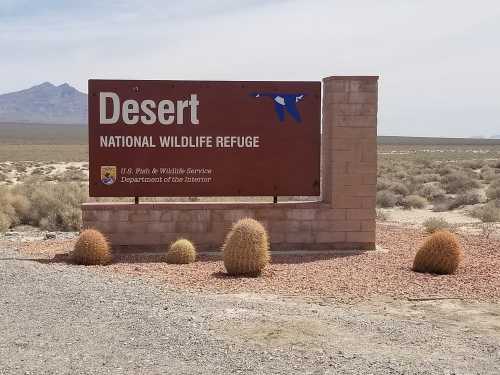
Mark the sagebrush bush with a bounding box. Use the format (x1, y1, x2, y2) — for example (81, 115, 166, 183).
(54, 169, 88, 182)
(441, 172, 480, 194)
(376, 178, 392, 191)
(461, 159, 484, 170)
(0, 212, 10, 233)
(438, 165, 458, 176)
(453, 191, 482, 207)
(166, 238, 196, 264)
(432, 198, 454, 212)
(400, 195, 428, 209)
(423, 217, 450, 233)
(480, 166, 496, 181)
(413, 230, 462, 274)
(417, 182, 446, 201)
(223, 218, 270, 276)
(0, 186, 31, 229)
(412, 173, 440, 184)
(486, 179, 500, 201)
(470, 203, 500, 222)
(71, 229, 112, 265)
(435, 191, 483, 212)
(12, 178, 87, 231)
(376, 190, 398, 208)
(389, 182, 409, 196)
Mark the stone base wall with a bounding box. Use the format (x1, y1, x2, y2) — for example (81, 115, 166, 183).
(82, 201, 375, 252)
(82, 76, 378, 253)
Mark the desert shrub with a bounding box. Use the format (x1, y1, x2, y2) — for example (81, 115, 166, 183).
(376, 178, 392, 191)
(412, 173, 440, 184)
(399, 195, 427, 209)
(441, 172, 480, 194)
(454, 191, 482, 206)
(389, 182, 409, 196)
(417, 182, 446, 201)
(416, 158, 433, 168)
(0, 189, 17, 225)
(54, 169, 87, 182)
(470, 203, 500, 222)
(166, 238, 196, 264)
(30, 167, 45, 175)
(422, 217, 450, 233)
(376, 208, 390, 221)
(438, 165, 458, 176)
(14, 163, 27, 173)
(480, 166, 496, 181)
(12, 179, 87, 231)
(0, 187, 31, 228)
(432, 198, 454, 212)
(486, 179, 500, 201)
(489, 160, 500, 169)
(376, 190, 398, 208)
(71, 229, 112, 265)
(436, 191, 483, 211)
(0, 212, 10, 233)
(394, 170, 408, 179)
(461, 159, 484, 170)
(412, 230, 462, 274)
(223, 218, 270, 276)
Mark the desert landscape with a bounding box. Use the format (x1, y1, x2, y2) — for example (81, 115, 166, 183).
(2, 0, 500, 373)
(0, 122, 499, 373)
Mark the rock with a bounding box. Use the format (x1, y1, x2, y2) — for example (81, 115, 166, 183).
(44, 233, 56, 240)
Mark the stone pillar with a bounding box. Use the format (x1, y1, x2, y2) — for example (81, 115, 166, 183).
(321, 76, 378, 249)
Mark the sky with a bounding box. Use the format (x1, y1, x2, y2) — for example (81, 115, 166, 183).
(0, 0, 499, 137)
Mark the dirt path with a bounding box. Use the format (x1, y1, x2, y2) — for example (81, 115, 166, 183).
(0, 245, 499, 374)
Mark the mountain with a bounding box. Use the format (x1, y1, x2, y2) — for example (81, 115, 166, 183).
(0, 82, 87, 124)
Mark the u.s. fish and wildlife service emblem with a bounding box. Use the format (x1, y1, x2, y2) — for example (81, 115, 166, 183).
(101, 166, 117, 185)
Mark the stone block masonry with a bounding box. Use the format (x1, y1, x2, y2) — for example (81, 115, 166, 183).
(82, 76, 378, 252)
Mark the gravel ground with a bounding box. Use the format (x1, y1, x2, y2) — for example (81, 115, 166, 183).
(16, 224, 500, 302)
(1, 229, 500, 374)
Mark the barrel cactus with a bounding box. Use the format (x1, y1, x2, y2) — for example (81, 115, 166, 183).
(413, 230, 463, 274)
(166, 238, 196, 264)
(72, 229, 112, 265)
(223, 218, 270, 276)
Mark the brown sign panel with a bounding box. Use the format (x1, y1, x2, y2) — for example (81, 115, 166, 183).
(88, 80, 321, 197)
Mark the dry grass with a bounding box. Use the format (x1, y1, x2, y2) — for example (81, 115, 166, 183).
(0, 178, 87, 231)
(422, 217, 451, 233)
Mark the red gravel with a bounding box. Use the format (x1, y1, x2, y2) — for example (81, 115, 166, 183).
(17, 223, 500, 302)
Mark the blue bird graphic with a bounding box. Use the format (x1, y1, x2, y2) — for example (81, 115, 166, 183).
(251, 92, 305, 123)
